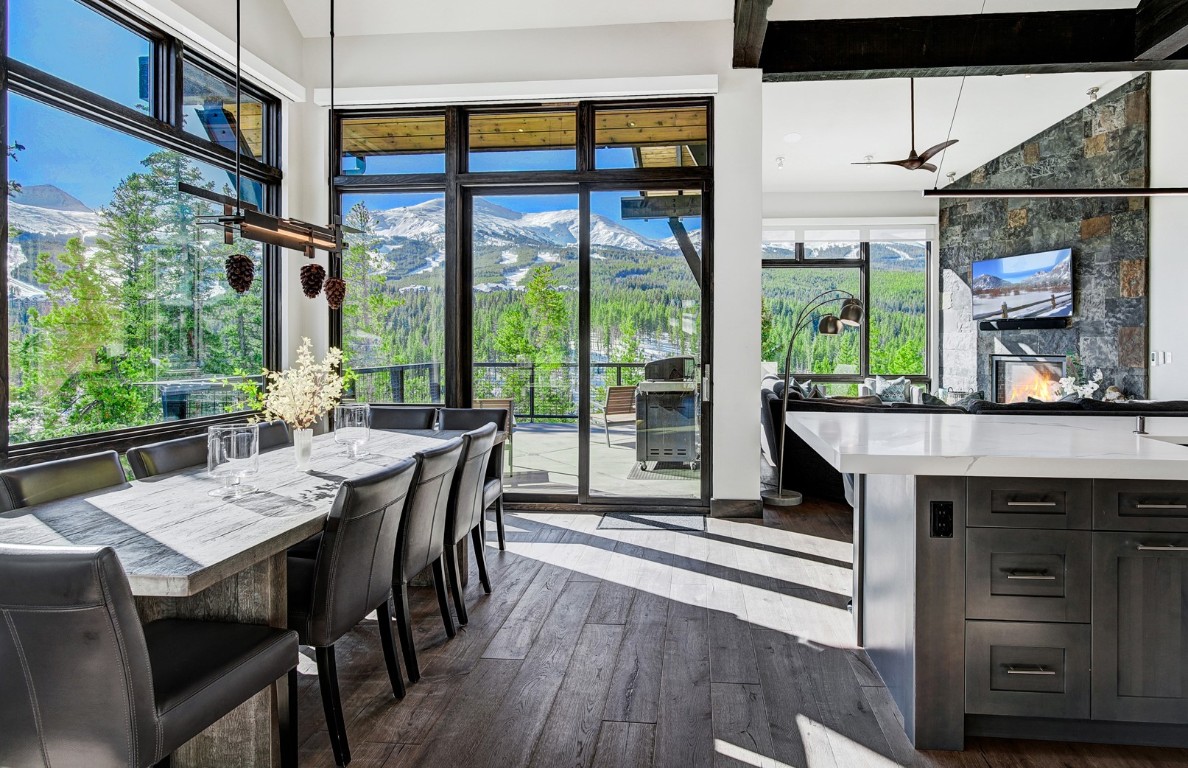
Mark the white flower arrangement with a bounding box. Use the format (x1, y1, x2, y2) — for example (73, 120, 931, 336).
(1053, 368, 1104, 400)
(259, 338, 345, 430)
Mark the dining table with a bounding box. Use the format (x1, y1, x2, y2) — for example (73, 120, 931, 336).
(0, 427, 484, 768)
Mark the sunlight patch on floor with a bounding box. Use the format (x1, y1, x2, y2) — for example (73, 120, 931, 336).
(714, 739, 799, 768)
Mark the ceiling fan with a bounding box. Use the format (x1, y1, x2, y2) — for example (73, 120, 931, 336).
(853, 78, 958, 173)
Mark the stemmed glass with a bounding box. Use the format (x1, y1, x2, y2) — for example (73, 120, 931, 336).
(335, 403, 371, 459)
(207, 423, 260, 498)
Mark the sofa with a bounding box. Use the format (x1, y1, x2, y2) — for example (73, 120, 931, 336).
(760, 384, 1188, 503)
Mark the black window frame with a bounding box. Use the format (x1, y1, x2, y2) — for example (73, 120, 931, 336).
(761, 229, 932, 389)
(329, 98, 714, 507)
(1, 0, 284, 465)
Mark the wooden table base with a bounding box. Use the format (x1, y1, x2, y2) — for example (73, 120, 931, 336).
(136, 553, 287, 768)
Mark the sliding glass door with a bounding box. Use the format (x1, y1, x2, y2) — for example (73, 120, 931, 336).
(467, 187, 707, 505)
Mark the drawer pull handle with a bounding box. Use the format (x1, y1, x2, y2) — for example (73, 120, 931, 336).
(1137, 544, 1188, 552)
(1005, 665, 1056, 676)
(1005, 569, 1056, 581)
(1006, 501, 1058, 507)
(1134, 503, 1188, 510)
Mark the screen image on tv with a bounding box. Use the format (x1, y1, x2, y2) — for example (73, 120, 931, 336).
(971, 248, 1073, 321)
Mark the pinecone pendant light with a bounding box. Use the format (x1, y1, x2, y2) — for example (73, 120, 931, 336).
(300, 263, 326, 298)
(225, 253, 254, 293)
(324, 277, 347, 309)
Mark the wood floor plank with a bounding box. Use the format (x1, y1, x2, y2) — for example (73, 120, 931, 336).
(586, 578, 636, 625)
(470, 580, 601, 766)
(707, 540, 761, 686)
(527, 623, 626, 768)
(752, 626, 838, 768)
(711, 683, 776, 768)
(482, 561, 571, 660)
(590, 722, 655, 768)
(601, 589, 670, 724)
(653, 595, 713, 768)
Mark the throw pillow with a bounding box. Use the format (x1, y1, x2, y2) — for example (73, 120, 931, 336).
(921, 392, 948, 407)
(952, 390, 986, 412)
(875, 375, 911, 403)
(811, 385, 828, 399)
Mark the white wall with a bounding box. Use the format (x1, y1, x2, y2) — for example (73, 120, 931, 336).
(1148, 71, 1188, 401)
(763, 191, 939, 220)
(294, 20, 763, 505)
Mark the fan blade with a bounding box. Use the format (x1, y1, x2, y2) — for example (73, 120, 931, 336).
(918, 139, 958, 163)
(918, 162, 938, 173)
(852, 160, 914, 168)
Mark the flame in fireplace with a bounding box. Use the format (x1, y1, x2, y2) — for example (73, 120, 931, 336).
(1006, 368, 1061, 403)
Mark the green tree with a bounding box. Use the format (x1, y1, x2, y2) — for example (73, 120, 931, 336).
(341, 201, 404, 368)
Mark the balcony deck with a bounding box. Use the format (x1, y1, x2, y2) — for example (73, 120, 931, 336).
(505, 421, 701, 500)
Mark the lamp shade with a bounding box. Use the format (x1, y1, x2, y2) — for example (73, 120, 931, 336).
(839, 297, 864, 326)
(818, 314, 842, 335)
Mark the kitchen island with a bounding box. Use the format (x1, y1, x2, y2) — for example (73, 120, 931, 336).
(787, 412, 1188, 751)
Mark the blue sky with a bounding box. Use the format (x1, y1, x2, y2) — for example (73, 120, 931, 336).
(973, 248, 1071, 283)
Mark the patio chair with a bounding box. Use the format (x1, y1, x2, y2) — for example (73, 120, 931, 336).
(592, 385, 638, 447)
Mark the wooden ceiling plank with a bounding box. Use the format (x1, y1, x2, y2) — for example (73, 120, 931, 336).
(1136, 0, 1188, 59)
(734, 0, 775, 68)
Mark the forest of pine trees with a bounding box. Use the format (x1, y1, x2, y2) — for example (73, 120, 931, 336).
(8, 151, 264, 443)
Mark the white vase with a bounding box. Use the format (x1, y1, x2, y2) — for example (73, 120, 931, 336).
(294, 428, 313, 470)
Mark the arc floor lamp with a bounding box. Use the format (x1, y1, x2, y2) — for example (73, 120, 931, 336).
(763, 292, 864, 507)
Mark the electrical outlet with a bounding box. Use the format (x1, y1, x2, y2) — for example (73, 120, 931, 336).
(930, 501, 954, 538)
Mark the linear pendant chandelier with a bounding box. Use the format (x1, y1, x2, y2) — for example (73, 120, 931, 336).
(185, 0, 345, 259)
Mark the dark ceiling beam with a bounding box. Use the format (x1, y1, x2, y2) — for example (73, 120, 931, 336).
(1136, 0, 1188, 59)
(734, 0, 774, 68)
(761, 10, 1188, 81)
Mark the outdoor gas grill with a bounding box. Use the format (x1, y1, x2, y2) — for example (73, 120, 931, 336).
(636, 356, 700, 471)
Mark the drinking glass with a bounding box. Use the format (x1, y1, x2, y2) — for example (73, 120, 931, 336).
(335, 403, 371, 458)
(207, 423, 260, 498)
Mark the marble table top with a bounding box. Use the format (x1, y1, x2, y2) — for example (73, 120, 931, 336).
(787, 413, 1188, 480)
(0, 429, 467, 597)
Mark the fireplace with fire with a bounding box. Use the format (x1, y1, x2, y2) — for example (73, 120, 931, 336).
(991, 355, 1068, 403)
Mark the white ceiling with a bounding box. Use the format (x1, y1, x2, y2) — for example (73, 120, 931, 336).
(768, 0, 1139, 20)
(280, 0, 733, 38)
(762, 71, 1140, 193)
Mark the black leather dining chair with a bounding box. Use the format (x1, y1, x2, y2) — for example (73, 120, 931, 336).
(0, 450, 128, 512)
(371, 405, 438, 430)
(127, 434, 207, 479)
(443, 423, 498, 626)
(287, 458, 418, 767)
(392, 437, 465, 683)
(0, 543, 298, 768)
(258, 419, 292, 450)
(438, 407, 509, 550)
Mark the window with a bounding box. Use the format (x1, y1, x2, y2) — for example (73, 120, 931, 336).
(762, 226, 931, 383)
(339, 192, 445, 403)
(467, 110, 576, 172)
(340, 113, 446, 175)
(595, 105, 709, 169)
(4, 0, 281, 457)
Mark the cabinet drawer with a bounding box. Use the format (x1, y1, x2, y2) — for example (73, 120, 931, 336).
(967, 529, 1091, 622)
(966, 620, 1090, 719)
(1094, 480, 1188, 532)
(968, 478, 1091, 529)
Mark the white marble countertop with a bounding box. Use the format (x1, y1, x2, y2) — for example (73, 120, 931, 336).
(787, 413, 1188, 479)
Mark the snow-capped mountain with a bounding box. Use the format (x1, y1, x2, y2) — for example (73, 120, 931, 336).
(8, 199, 100, 239)
(368, 198, 692, 254)
(973, 274, 1009, 291)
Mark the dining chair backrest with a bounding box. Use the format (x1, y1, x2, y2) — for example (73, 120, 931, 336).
(397, 437, 465, 582)
(0, 543, 159, 768)
(0, 450, 128, 512)
(371, 405, 437, 431)
(438, 407, 508, 433)
(127, 433, 207, 479)
(445, 423, 498, 546)
(301, 458, 418, 647)
(258, 420, 291, 450)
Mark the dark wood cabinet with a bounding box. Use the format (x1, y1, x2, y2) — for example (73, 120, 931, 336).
(1092, 531, 1188, 724)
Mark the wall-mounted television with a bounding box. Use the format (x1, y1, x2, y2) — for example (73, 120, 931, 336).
(972, 248, 1073, 322)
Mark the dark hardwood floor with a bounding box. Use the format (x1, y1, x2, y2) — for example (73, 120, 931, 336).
(295, 502, 1188, 768)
